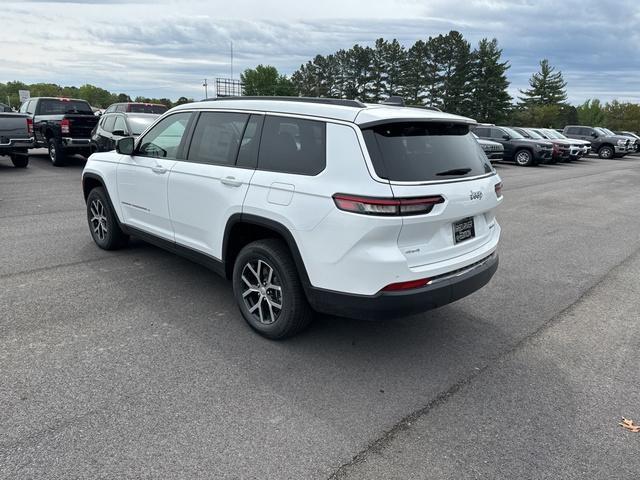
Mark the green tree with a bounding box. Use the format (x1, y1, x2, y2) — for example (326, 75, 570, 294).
(468, 38, 512, 123)
(241, 65, 295, 96)
(576, 99, 605, 125)
(518, 59, 568, 107)
(434, 31, 473, 115)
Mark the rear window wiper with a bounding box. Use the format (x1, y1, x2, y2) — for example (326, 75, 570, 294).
(435, 168, 472, 176)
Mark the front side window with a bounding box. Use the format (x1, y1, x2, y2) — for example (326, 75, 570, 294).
(258, 116, 326, 175)
(102, 115, 116, 133)
(137, 112, 191, 159)
(187, 112, 249, 165)
(113, 116, 127, 134)
(363, 122, 492, 182)
(474, 127, 490, 137)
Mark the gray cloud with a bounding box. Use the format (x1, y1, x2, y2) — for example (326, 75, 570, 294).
(2, 0, 639, 103)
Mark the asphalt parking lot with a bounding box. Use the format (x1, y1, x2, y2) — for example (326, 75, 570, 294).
(1, 152, 639, 479)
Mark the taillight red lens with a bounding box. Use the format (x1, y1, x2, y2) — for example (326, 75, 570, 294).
(495, 182, 503, 198)
(61, 119, 70, 134)
(26, 118, 33, 136)
(333, 194, 444, 216)
(382, 277, 432, 292)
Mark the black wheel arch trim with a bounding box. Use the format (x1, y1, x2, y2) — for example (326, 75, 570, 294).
(222, 213, 313, 292)
(82, 172, 125, 226)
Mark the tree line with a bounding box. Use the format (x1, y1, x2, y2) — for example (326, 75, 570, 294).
(0, 81, 193, 109)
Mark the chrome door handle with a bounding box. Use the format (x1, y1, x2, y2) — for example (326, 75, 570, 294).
(151, 165, 167, 174)
(220, 176, 242, 187)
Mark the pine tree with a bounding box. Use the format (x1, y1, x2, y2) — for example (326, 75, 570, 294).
(468, 38, 512, 123)
(435, 31, 473, 115)
(518, 59, 568, 106)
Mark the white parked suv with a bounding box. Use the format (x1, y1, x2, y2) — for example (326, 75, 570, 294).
(82, 97, 503, 339)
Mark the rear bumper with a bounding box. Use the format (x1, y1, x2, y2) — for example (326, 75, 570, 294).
(0, 137, 34, 149)
(62, 137, 91, 148)
(306, 252, 499, 320)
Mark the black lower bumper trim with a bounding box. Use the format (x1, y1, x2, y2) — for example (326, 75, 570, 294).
(306, 252, 499, 320)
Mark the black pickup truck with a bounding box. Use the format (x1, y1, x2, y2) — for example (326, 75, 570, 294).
(19, 97, 99, 166)
(0, 112, 33, 168)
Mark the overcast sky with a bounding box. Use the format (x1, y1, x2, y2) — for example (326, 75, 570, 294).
(2, 0, 638, 104)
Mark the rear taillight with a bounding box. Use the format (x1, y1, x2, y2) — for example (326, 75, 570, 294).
(332, 194, 444, 216)
(382, 277, 432, 292)
(61, 118, 70, 134)
(26, 118, 33, 136)
(495, 182, 503, 198)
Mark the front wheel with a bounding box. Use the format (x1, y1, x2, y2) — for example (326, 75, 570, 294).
(86, 187, 129, 250)
(48, 138, 66, 166)
(598, 145, 614, 159)
(514, 149, 534, 166)
(232, 239, 313, 339)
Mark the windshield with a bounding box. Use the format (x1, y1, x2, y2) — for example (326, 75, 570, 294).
(524, 129, 544, 139)
(542, 129, 561, 139)
(602, 128, 616, 136)
(502, 127, 524, 139)
(595, 127, 609, 136)
(39, 99, 93, 115)
(362, 122, 493, 181)
(127, 115, 157, 135)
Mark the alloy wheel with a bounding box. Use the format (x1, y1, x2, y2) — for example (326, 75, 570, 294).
(516, 151, 531, 165)
(240, 259, 283, 325)
(90, 199, 109, 241)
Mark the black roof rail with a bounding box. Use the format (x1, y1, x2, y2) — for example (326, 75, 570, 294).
(381, 96, 405, 107)
(201, 96, 366, 108)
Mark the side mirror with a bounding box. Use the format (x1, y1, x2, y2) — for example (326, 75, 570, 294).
(502, 134, 511, 140)
(112, 130, 126, 137)
(116, 137, 135, 155)
(591, 132, 598, 138)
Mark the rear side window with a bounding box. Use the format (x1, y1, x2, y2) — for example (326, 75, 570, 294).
(474, 127, 490, 137)
(128, 104, 168, 114)
(258, 116, 326, 175)
(362, 122, 492, 182)
(187, 112, 249, 165)
(565, 127, 578, 135)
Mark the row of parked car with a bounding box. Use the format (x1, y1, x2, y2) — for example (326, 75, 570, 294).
(0, 97, 167, 167)
(0, 95, 639, 169)
(473, 124, 640, 166)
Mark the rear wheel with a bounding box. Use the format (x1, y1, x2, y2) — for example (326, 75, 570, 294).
(10, 154, 29, 168)
(598, 145, 614, 159)
(232, 239, 313, 339)
(514, 149, 534, 166)
(86, 187, 129, 250)
(48, 138, 66, 166)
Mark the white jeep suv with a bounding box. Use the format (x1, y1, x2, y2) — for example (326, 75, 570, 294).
(82, 97, 502, 339)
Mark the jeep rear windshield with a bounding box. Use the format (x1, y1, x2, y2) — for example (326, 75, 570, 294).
(39, 99, 93, 115)
(362, 122, 493, 182)
(128, 104, 168, 114)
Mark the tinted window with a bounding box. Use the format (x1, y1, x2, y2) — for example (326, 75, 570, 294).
(580, 127, 593, 136)
(237, 115, 264, 168)
(258, 116, 326, 175)
(474, 127, 490, 137)
(113, 116, 127, 134)
(363, 122, 492, 182)
(39, 99, 93, 115)
(187, 112, 248, 165)
(137, 112, 191, 159)
(128, 104, 168, 114)
(490, 128, 505, 138)
(127, 115, 156, 135)
(102, 115, 116, 133)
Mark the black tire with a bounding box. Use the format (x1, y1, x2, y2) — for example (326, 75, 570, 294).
(86, 186, 129, 250)
(48, 138, 66, 166)
(10, 155, 29, 168)
(514, 149, 534, 166)
(598, 145, 614, 159)
(232, 239, 313, 339)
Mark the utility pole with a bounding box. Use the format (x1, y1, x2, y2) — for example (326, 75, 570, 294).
(203, 78, 208, 99)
